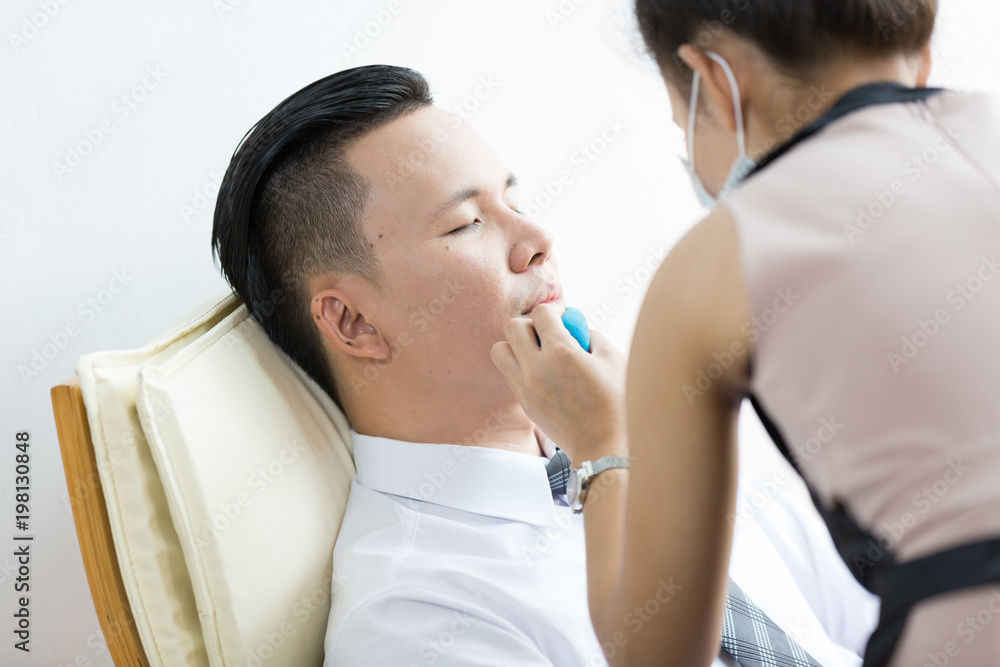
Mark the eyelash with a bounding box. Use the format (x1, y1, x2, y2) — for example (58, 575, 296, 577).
(448, 220, 481, 235)
(446, 210, 524, 236)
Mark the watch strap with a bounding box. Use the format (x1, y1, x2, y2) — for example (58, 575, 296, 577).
(583, 456, 630, 483)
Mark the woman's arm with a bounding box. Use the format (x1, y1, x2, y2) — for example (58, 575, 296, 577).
(492, 206, 753, 665)
(589, 206, 752, 665)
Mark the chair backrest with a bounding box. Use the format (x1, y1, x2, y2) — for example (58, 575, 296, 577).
(52, 377, 150, 667)
(55, 290, 356, 666)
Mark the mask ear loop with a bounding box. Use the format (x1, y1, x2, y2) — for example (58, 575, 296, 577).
(685, 68, 701, 171)
(704, 50, 747, 159)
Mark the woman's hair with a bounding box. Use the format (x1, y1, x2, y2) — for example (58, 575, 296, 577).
(212, 65, 432, 412)
(635, 0, 937, 89)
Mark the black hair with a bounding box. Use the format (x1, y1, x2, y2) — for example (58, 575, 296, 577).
(635, 0, 937, 90)
(211, 64, 433, 412)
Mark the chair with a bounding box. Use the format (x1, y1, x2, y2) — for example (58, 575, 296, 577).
(51, 290, 355, 666)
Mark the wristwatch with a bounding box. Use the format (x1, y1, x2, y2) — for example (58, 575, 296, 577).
(566, 456, 630, 513)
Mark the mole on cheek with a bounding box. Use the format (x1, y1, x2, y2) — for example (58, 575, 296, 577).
(379, 234, 383, 239)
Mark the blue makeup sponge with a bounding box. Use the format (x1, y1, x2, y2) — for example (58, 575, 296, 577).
(535, 306, 591, 352)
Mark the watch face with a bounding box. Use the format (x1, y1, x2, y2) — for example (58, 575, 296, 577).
(567, 468, 583, 509)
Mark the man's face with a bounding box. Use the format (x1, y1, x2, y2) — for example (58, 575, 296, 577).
(343, 105, 563, 402)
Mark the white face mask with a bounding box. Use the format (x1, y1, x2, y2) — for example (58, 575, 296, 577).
(680, 50, 757, 208)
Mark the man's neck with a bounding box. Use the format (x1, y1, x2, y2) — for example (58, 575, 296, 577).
(346, 395, 544, 457)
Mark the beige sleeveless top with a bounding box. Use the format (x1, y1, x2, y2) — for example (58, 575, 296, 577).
(723, 87, 1000, 565)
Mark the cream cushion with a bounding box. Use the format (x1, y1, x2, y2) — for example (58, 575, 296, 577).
(76, 290, 241, 666)
(136, 296, 354, 667)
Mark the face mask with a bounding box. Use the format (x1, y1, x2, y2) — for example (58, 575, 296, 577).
(680, 50, 757, 208)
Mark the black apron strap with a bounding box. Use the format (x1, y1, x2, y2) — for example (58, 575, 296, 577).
(733, 80, 1000, 665)
(864, 537, 1000, 666)
(747, 391, 1000, 667)
(742, 82, 944, 182)
(748, 393, 889, 596)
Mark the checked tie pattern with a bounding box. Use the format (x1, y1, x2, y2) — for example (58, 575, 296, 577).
(547, 448, 820, 666)
(722, 578, 822, 667)
(546, 447, 572, 495)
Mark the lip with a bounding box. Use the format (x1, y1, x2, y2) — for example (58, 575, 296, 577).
(521, 283, 564, 316)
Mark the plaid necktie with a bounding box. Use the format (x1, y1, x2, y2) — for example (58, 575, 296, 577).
(546, 447, 571, 495)
(547, 448, 820, 666)
(722, 578, 822, 666)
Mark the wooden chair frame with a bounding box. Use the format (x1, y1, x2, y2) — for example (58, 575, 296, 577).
(52, 377, 149, 666)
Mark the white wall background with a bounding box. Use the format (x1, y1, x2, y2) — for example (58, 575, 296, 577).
(1, 0, 997, 664)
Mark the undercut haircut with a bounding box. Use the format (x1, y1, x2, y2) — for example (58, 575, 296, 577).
(212, 64, 433, 411)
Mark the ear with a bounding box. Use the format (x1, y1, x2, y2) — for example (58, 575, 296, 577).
(311, 291, 390, 360)
(915, 41, 933, 87)
(677, 44, 745, 134)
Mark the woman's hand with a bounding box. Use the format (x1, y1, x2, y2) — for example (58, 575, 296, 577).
(490, 303, 628, 462)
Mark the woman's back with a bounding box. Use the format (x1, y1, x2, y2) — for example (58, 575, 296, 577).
(724, 85, 1000, 663)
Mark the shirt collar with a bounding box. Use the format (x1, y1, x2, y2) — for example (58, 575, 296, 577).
(351, 427, 564, 527)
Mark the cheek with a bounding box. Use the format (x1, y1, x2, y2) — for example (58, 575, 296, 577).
(381, 241, 518, 357)
(443, 265, 511, 333)
(397, 262, 508, 336)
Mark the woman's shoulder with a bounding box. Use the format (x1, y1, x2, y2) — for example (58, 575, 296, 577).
(636, 206, 753, 397)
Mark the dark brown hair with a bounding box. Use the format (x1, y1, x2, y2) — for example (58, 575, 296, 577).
(635, 0, 937, 89)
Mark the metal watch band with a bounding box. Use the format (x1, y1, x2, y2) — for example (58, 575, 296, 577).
(570, 456, 630, 513)
(585, 456, 630, 480)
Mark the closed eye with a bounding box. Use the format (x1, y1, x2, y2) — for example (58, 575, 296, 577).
(447, 220, 482, 235)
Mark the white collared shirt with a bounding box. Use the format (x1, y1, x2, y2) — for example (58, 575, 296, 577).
(323, 428, 877, 666)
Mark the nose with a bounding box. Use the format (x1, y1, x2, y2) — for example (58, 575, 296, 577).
(508, 213, 555, 273)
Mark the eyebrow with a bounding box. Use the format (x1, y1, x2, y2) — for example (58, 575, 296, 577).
(426, 173, 518, 224)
